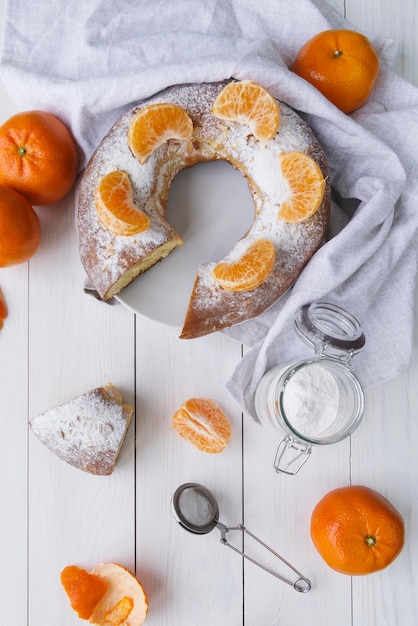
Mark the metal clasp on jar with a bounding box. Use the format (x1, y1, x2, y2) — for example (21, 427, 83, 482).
(273, 437, 312, 475)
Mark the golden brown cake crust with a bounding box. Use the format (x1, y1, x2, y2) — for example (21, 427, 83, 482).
(78, 80, 330, 337)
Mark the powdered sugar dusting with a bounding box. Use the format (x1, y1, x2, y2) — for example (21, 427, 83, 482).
(29, 384, 133, 475)
(78, 81, 330, 335)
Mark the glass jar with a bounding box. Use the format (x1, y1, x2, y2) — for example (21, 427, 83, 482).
(254, 302, 366, 475)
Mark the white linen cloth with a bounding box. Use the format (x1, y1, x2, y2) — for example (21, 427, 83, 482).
(1, 0, 417, 420)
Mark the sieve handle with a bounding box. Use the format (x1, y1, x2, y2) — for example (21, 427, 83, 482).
(216, 522, 311, 592)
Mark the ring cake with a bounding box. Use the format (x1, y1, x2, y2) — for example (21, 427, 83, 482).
(78, 80, 330, 339)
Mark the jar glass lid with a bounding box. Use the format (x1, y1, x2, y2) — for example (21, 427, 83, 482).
(295, 302, 366, 354)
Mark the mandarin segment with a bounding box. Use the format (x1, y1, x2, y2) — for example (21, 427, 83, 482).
(128, 102, 193, 164)
(101, 596, 134, 625)
(211, 80, 280, 141)
(212, 238, 276, 292)
(172, 397, 232, 453)
(278, 151, 325, 223)
(89, 563, 148, 626)
(61, 565, 109, 620)
(95, 170, 150, 236)
(310, 485, 405, 575)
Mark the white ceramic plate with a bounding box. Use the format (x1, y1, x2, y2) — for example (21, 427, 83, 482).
(115, 160, 255, 328)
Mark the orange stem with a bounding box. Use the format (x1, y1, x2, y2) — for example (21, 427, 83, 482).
(365, 535, 377, 547)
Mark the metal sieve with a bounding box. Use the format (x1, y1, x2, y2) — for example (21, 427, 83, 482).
(171, 482, 311, 592)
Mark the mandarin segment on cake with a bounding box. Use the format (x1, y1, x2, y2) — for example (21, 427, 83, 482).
(211, 79, 281, 141)
(128, 102, 194, 164)
(78, 80, 330, 338)
(95, 169, 151, 236)
(212, 238, 276, 292)
(29, 383, 133, 475)
(278, 151, 326, 223)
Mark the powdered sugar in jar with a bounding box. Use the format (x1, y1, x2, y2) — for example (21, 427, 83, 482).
(254, 302, 365, 475)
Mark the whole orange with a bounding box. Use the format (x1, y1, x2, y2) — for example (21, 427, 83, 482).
(310, 485, 405, 575)
(292, 29, 380, 114)
(0, 185, 41, 267)
(0, 110, 78, 206)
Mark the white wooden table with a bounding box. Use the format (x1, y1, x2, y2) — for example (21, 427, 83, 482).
(0, 1, 417, 624)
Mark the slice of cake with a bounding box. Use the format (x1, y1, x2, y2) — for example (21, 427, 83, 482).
(29, 383, 133, 475)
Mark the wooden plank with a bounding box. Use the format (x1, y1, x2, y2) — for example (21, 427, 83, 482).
(345, 2, 418, 625)
(346, 0, 418, 84)
(25, 193, 136, 624)
(352, 375, 417, 625)
(0, 263, 30, 625)
(242, 386, 353, 624)
(0, 0, 417, 624)
(134, 319, 244, 623)
(325, 0, 347, 15)
(0, 2, 32, 622)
